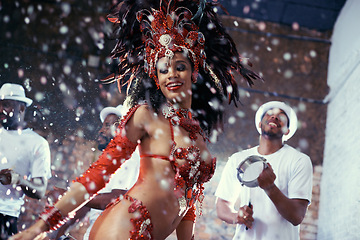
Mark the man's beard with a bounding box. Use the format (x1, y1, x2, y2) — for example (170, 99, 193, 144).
(1, 116, 20, 130)
(97, 136, 112, 151)
(262, 130, 283, 140)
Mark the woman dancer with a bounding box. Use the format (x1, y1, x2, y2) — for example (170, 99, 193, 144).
(11, 0, 261, 239)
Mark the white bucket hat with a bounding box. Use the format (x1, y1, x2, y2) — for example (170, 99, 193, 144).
(99, 104, 124, 123)
(255, 101, 298, 141)
(0, 83, 33, 107)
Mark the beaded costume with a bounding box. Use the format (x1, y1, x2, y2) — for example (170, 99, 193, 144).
(76, 104, 215, 238)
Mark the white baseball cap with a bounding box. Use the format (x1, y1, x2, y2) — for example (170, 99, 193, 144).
(255, 101, 298, 141)
(0, 83, 33, 107)
(99, 104, 124, 122)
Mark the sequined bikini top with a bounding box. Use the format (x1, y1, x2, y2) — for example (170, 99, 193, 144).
(162, 103, 216, 183)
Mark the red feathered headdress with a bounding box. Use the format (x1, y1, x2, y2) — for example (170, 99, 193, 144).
(136, 6, 206, 86)
(106, 0, 262, 104)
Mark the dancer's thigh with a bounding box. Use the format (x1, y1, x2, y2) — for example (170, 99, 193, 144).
(89, 199, 133, 240)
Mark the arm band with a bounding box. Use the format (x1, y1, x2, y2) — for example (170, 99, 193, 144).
(75, 105, 141, 195)
(39, 205, 69, 231)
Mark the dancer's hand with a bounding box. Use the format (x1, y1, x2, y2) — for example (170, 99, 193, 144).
(9, 220, 48, 240)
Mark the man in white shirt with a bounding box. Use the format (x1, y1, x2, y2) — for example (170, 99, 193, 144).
(56, 104, 140, 240)
(215, 101, 313, 240)
(0, 83, 51, 239)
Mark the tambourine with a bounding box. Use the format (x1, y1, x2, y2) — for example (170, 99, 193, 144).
(237, 155, 267, 188)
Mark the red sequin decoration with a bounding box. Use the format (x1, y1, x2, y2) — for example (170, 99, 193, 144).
(125, 195, 154, 239)
(182, 205, 196, 222)
(163, 104, 204, 141)
(39, 205, 68, 231)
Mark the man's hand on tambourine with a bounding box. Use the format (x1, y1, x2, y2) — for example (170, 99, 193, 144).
(257, 163, 276, 191)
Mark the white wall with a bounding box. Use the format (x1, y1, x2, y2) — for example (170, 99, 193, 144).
(317, 0, 360, 239)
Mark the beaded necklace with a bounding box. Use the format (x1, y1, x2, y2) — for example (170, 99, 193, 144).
(162, 103, 203, 141)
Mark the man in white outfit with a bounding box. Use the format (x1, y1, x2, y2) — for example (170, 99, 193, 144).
(215, 101, 313, 240)
(56, 104, 140, 240)
(0, 83, 51, 239)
